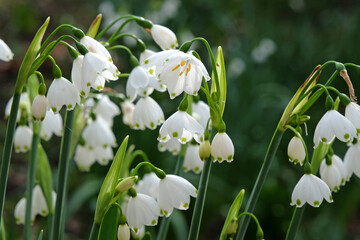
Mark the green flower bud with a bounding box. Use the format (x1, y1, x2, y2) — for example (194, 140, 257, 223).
(52, 64, 62, 79)
(72, 27, 85, 39)
(135, 17, 153, 29)
(325, 95, 334, 111)
(116, 176, 138, 193)
(38, 83, 46, 95)
(199, 140, 211, 161)
(68, 45, 79, 60)
(339, 93, 351, 106)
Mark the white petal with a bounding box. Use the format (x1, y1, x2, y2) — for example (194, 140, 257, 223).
(0, 39, 14, 61)
(14, 126, 33, 153)
(47, 77, 80, 113)
(150, 24, 178, 50)
(211, 132, 235, 162)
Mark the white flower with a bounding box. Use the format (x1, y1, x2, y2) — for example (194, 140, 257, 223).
(14, 125, 33, 153)
(344, 142, 360, 178)
(183, 144, 204, 173)
(158, 138, 181, 155)
(345, 102, 360, 135)
(313, 110, 357, 148)
(31, 95, 48, 121)
(320, 155, 348, 192)
(94, 145, 114, 166)
(158, 174, 197, 217)
(94, 95, 120, 127)
(291, 174, 333, 207)
(80, 36, 113, 61)
(82, 118, 116, 149)
(120, 100, 135, 126)
(117, 224, 130, 240)
(160, 51, 210, 99)
(0, 39, 14, 61)
(74, 145, 97, 171)
(134, 173, 160, 200)
(287, 136, 305, 165)
(71, 55, 90, 97)
(40, 110, 63, 141)
(126, 193, 160, 229)
(32, 185, 49, 216)
(158, 110, 204, 144)
(130, 226, 145, 239)
(192, 100, 210, 128)
(150, 24, 178, 50)
(133, 96, 164, 130)
(47, 77, 80, 113)
(211, 132, 235, 163)
(143, 50, 178, 76)
(14, 198, 34, 225)
(140, 49, 155, 64)
(5, 93, 30, 121)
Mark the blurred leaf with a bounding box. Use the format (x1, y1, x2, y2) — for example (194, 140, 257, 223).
(87, 14, 102, 38)
(36, 144, 53, 214)
(98, 204, 120, 240)
(37, 230, 43, 240)
(171, 211, 189, 240)
(0, 217, 6, 240)
(26, 74, 39, 103)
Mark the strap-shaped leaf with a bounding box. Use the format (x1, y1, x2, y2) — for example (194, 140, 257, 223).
(36, 144, 53, 214)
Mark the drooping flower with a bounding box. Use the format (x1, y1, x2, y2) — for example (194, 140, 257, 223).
(134, 173, 160, 200)
(40, 110, 63, 141)
(291, 174, 333, 208)
(183, 144, 204, 173)
(130, 226, 145, 239)
(47, 77, 80, 113)
(117, 223, 130, 240)
(192, 100, 210, 128)
(5, 93, 30, 121)
(94, 95, 121, 127)
(158, 174, 197, 217)
(150, 24, 178, 50)
(0, 39, 14, 61)
(287, 136, 306, 165)
(14, 125, 33, 153)
(211, 132, 234, 163)
(94, 145, 114, 166)
(14, 198, 33, 225)
(126, 193, 160, 230)
(158, 110, 204, 144)
(71, 55, 90, 97)
(345, 102, 360, 135)
(74, 145, 97, 171)
(133, 96, 164, 130)
(320, 155, 348, 192)
(344, 141, 360, 179)
(82, 117, 117, 149)
(80, 36, 114, 62)
(158, 138, 181, 155)
(139, 49, 155, 64)
(313, 110, 357, 148)
(120, 100, 135, 127)
(31, 95, 48, 121)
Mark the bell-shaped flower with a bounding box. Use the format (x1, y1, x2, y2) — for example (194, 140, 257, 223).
(131, 226, 145, 239)
(14, 125, 33, 153)
(74, 145, 97, 171)
(140, 49, 155, 64)
(134, 173, 160, 200)
(40, 110, 63, 141)
(291, 174, 333, 207)
(158, 174, 197, 217)
(117, 223, 130, 240)
(320, 155, 348, 192)
(5, 93, 30, 121)
(121, 100, 135, 127)
(14, 198, 34, 224)
(344, 142, 360, 179)
(47, 77, 80, 113)
(313, 110, 357, 148)
(211, 132, 235, 163)
(160, 51, 210, 99)
(150, 24, 178, 50)
(31, 95, 48, 121)
(158, 110, 204, 144)
(287, 136, 305, 165)
(143, 49, 178, 75)
(94, 145, 114, 166)
(183, 144, 204, 174)
(192, 100, 210, 128)
(126, 193, 160, 230)
(71, 55, 90, 97)
(82, 117, 117, 149)
(133, 96, 164, 130)
(94, 95, 120, 127)
(32, 185, 50, 216)
(158, 138, 181, 155)
(80, 36, 113, 62)
(345, 102, 360, 135)
(0, 39, 14, 61)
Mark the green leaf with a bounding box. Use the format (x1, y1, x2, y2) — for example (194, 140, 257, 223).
(69, 106, 86, 158)
(36, 144, 53, 214)
(27, 74, 40, 103)
(15, 17, 50, 94)
(37, 230, 44, 240)
(98, 204, 120, 240)
(94, 136, 129, 224)
(210, 46, 227, 116)
(87, 14, 102, 38)
(220, 189, 245, 240)
(311, 142, 330, 174)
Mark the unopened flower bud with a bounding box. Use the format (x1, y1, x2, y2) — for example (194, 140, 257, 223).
(32, 95, 48, 121)
(287, 136, 305, 166)
(150, 24, 178, 50)
(199, 140, 211, 160)
(116, 176, 138, 192)
(117, 223, 130, 240)
(226, 217, 238, 235)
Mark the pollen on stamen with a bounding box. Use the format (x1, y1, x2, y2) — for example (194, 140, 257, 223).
(172, 64, 180, 71)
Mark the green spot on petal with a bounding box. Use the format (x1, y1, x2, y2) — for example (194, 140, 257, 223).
(97, 85, 103, 90)
(194, 167, 200, 172)
(151, 219, 156, 225)
(51, 107, 57, 112)
(344, 133, 350, 139)
(183, 203, 189, 208)
(313, 201, 320, 206)
(164, 210, 168, 216)
(149, 69, 154, 74)
(173, 132, 178, 137)
(171, 93, 176, 97)
(67, 104, 72, 109)
(80, 91, 86, 96)
(321, 137, 327, 142)
(87, 82, 91, 87)
(181, 137, 186, 142)
(193, 91, 197, 95)
(330, 195, 333, 201)
(144, 60, 149, 64)
(296, 199, 301, 206)
(217, 157, 222, 162)
(150, 122, 155, 128)
(227, 155, 233, 161)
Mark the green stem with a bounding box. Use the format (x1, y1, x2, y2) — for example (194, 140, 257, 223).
(38, 24, 74, 54)
(1, 217, 6, 240)
(47, 214, 53, 240)
(108, 33, 140, 44)
(157, 145, 186, 240)
(108, 19, 136, 43)
(0, 92, 21, 226)
(285, 206, 305, 240)
(51, 110, 75, 240)
(108, 45, 133, 57)
(235, 128, 284, 240)
(24, 131, 40, 240)
(96, 15, 138, 40)
(89, 222, 100, 240)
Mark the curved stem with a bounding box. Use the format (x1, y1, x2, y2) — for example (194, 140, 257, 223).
(285, 206, 305, 240)
(96, 15, 138, 40)
(109, 33, 140, 44)
(108, 19, 137, 43)
(235, 128, 284, 240)
(38, 24, 74, 54)
(51, 110, 75, 240)
(0, 92, 21, 226)
(130, 161, 165, 178)
(24, 130, 40, 240)
(108, 45, 133, 57)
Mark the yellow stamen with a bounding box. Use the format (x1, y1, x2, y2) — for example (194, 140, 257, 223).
(180, 60, 186, 66)
(172, 64, 180, 71)
(186, 64, 191, 76)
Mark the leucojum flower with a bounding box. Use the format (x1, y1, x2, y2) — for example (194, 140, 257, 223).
(0, 38, 14, 61)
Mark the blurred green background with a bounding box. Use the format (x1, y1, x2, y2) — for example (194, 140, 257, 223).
(1, 0, 360, 239)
